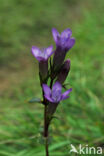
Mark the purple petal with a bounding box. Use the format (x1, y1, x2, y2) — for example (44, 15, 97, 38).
(61, 96, 69, 100)
(44, 95, 54, 103)
(52, 81, 62, 93)
(61, 88, 72, 100)
(61, 28, 72, 38)
(51, 91, 62, 102)
(42, 84, 51, 96)
(45, 45, 54, 59)
(51, 82, 62, 103)
(65, 38, 75, 51)
(52, 28, 60, 43)
(35, 56, 46, 61)
(31, 46, 42, 61)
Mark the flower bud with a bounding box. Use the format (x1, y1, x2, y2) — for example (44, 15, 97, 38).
(56, 59, 70, 84)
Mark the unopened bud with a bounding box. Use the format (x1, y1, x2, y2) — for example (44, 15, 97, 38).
(57, 59, 70, 84)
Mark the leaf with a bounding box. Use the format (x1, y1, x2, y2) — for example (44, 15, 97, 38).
(62, 83, 71, 89)
(52, 116, 60, 120)
(0, 151, 14, 156)
(49, 140, 69, 151)
(35, 141, 69, 156)
(28, 98, 41, 103)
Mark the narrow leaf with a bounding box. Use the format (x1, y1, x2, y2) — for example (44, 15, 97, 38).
(28, 98, 41, 103)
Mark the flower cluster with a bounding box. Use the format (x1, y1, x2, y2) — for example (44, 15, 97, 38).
(31, 28, 75, 117)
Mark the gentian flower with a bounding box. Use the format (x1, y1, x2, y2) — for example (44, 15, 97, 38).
(52, 28, 75, 70)
(31, 45, 53, 81)
(52, 28, 75, 50)
(57, 59, 70, 84)
(31, 45, 53, 62)
(42, 81, 72, 103)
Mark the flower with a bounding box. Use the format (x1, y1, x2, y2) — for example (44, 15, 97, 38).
(31, 45, 53, 82)
(52, 28, 75, 51)
(42, 81, 72, 103)
(57, 59, 70, 84)
(31, 45, 53, 62)
(52, 28, 75, 70)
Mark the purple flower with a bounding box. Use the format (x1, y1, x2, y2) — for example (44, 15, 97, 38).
(31, 45, 53, 62)
(52, 28, 75, 51)
(42, 81, 72, 103)
(52, 28, 75, 70)
(57, 59, 70, 84)
(31, 45, 53, 81)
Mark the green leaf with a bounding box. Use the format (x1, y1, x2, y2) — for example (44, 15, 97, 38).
(52, 116, 60, 120)
(28, 98, 41, 103)
(49, 140, 69, 151)
(0, 151, 14, 156)
(62, 83, 70, 89)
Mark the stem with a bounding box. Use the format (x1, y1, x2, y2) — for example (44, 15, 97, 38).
(44, 105, 49, 156)
(44, 105, 48, 137)
(50, 79, 53, 89)
(45, 136, 49, 156)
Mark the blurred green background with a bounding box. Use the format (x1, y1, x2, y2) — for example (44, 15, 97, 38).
(0, 0, 104, 155)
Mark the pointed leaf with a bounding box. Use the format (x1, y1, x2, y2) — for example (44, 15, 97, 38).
(28, 98, 41, 103)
